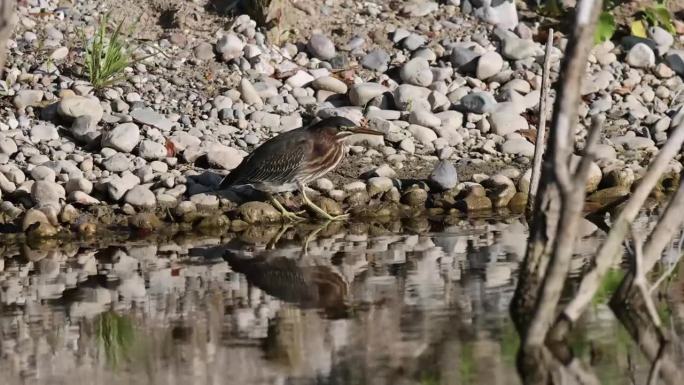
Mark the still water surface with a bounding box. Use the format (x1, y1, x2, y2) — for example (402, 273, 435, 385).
(0, 218, 679, 384)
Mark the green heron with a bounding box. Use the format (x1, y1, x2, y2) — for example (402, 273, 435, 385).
(219, 116, 383, 221)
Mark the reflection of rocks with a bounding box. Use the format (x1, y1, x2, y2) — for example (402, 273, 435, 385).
(0, 216, 653, 385)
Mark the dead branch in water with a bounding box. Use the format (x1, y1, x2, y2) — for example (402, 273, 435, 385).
(527, 28, 555, 216)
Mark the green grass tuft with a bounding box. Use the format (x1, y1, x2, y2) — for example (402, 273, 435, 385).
(82, 13, 159, 89)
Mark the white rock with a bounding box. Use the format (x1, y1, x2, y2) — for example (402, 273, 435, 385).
(124, 186, 156, 208)
(476, 51, 504, 80)
(626, 43, 655, 68)
(349, 82, 388, 106)
(400, 58, 433, 87)
(138, 140, 167, 160)
(102, 123, 141, 153)
(206, 144, 244, 170)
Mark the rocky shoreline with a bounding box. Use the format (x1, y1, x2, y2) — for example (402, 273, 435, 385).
(2, 0, 684, 241)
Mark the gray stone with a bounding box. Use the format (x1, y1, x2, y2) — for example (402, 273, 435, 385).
(394, 84, 431, 111)
(407, 124, 438, 146)
(102, 153, 131, 172)
(31, 180, 64, 208)
(649, 26, 673, 52)
(216, 33, 245, 62)
(130, 108, 173, 131)
(0, 137, 17, 155)
(361, 49, 391, 72)
(367, 176, 394, 196)
(138, 140, 167, 160)
(429, 160, 458, 190)
(30, 165, 56, 182)
(66, 177, 93, 194)
(409, 109, 441, 128)
(108, 172, 140, 201)
(474, 0, 518, 30)
(502, 35, 541, 60)
(626, 43, 655, 68)
(124, 186, 156, 208)
(450, 43, 482, 68)
(312, 76, 348, 94)
(460, 91, 497, 113)
(102, 123, 141, 153)
(489, 110, 528, 135)
(400, 58, 433, 87)
(57, 95, 103, 124)
(30, 124, 59, 142)
(307, 33, 336, 60)
(194, 42, 215, 60)
(349, 82, 388, 106)
(476, 51, 504, 80)
(501, 137, 534, 157)
(665, 50, 684, 76)
(239, 78, 264, 106)
(402, 33, 426, 51)
(206, 144, 243, 170)
(14, 90, 44, 110)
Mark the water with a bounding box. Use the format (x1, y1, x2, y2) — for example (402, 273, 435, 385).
(0, 218, 681, 385)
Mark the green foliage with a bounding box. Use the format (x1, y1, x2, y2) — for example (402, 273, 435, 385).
(82, 13, 157, 89)
(592, 268, 625, 305)
(96, 311, 136, 368)
(595, 12, 617, 44)
(641, 2, 676, 34)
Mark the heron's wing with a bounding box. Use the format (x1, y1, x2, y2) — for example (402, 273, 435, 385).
(220, 129, 311, 188)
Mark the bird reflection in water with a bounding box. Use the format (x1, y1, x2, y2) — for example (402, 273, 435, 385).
(224, 250, 351, 319)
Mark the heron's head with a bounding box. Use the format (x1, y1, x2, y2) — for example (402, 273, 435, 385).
(309, 116, 383, 141)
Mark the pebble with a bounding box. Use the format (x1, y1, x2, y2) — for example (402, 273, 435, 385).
(307, 33, 336, 60)
(489, 111, 528, 135)
(460, 91, 497, 113)
(501, 136, 535, 157)
(361, 49, 391, 72)
(102, 153, 131, 172)
(102, 123, 141, 153)
(216, 33, 245, 62)
(14, 90, 44, 111)
(349, 83, 388, 106)
(409, 109, 441, 129)
(476, 51, 504, 80)
(124, 186, 156, 208)
(239, 78, 264, 106)
(502, 36, 541, 60)
(130, 108, 173, 131)
(429, 160, 458, 190)
(57, 95, 103, 124)
(138, 140, 168, 160)
(312, 76, 348, 94)
(400, 58, 433, 87)
(206, 144, 244, 170)
(626, 43, 655, 69)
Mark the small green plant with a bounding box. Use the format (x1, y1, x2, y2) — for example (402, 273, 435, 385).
(95, 311, 135, 368)
(82, 13, 157, 89)
(631, 1, 676, 38)
(595, 12, 617, 44)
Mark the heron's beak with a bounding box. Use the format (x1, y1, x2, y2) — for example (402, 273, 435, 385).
(351, 127, 384, 135)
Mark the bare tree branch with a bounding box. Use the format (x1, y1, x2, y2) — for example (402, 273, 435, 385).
(552, 121, 684, 331)
(521, 0, 603, 348)
(528, 28, 555, 215)
(574, 114, 602, 183)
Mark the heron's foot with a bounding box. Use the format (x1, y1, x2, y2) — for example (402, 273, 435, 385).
(281, 210, 306, 222)
(298, 183, 350, 222)
(270, 196, 305, 222)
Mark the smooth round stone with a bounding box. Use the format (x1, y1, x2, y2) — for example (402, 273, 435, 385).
(311, 76, 348, 94)
(102, 123, 141, 153)
(307, 33, 336, 60)
(476, 51, 504, 80)
(429, 160, 458, 190)
(409, 109, 441, 129)
(124, 185, 156, 208)
(361, 49, 391, 72)
(349, 83, 388, 106)
(400, 58, 433, 87)
(626, 43, 655, 69)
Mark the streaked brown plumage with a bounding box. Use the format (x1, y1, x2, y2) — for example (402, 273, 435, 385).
(220, 116, 383, 220)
